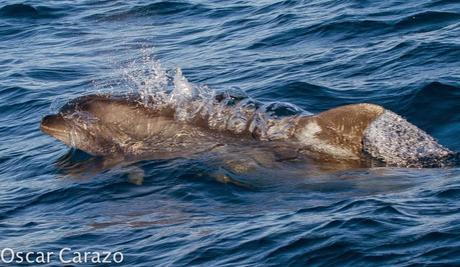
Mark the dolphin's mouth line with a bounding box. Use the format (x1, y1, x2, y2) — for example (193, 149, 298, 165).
(40, 124, 69, 137)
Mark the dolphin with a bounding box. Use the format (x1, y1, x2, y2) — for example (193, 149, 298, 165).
(41, 92, 457, 169)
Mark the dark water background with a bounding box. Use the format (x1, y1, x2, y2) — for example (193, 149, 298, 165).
(1, 0, 460, 266)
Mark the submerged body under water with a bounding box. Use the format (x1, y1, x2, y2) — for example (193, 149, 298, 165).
(1, 0, 460, 266)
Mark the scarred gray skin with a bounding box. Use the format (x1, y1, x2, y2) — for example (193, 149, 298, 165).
(363, 110, 454, 167)
(41, 93, 457, 168)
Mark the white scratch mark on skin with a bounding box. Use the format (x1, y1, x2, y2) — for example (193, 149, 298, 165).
(296, 121, 357, 159)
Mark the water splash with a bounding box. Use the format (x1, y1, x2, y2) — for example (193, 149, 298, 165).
(104, 51, 310, 141)
(49, 96, 70, 113)
(121, 49, 170, 105)
(171, 67, 195, 100)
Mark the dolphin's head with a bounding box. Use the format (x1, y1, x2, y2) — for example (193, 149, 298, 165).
(41, 94, 143, 155)
(41, 94, 177, 156)
(41, 109, 116, 156)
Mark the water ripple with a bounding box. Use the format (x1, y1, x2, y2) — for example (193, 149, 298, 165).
(1, 0, 460, 265)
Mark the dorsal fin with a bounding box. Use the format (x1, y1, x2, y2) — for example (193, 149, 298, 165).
(363, 109, 454, 167)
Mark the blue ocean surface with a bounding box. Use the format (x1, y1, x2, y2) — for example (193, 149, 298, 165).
(1, 0, 460, 266)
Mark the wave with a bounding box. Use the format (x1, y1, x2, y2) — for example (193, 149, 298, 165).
(0, 4, 38, 18)
(400, 82, 460, 132)
(87, 1, 211, 21)
(0, 3, 65, 19)
(435, 187, 460, 199)
(395, 11, 460, 30)
(248, 19, 390, 49)
(125, 1, 209, 16)
(247, 9, 459, 49)
(25, 67, 90, 82)
(425, 0, 460, 8)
